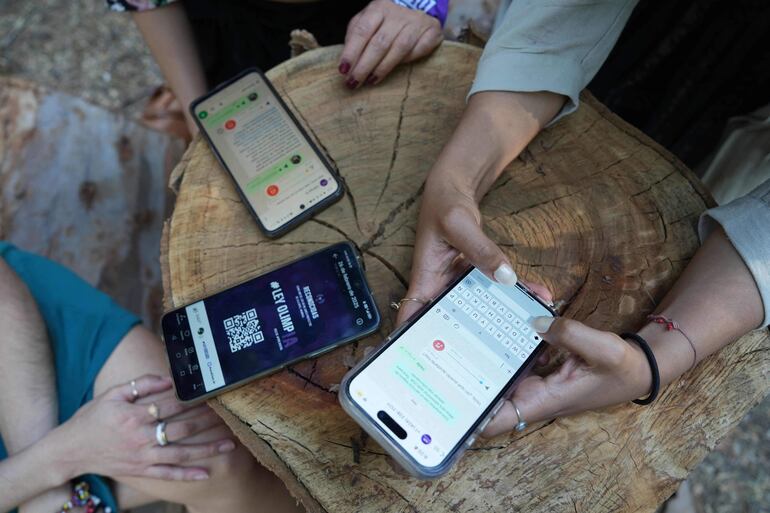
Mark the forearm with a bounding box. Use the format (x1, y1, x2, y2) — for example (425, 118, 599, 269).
(132, 3, 207, 131)
(427, 91, 565, 200)
(638, 227, 764, 385)
(0, 429, 75, 511)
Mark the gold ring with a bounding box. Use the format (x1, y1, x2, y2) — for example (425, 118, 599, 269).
(389, 297, 430, 311)
(148, 402, 160, 421)
(129, 380, 139, 401)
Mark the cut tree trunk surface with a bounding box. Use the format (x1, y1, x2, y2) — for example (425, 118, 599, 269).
(161, 43, 770, 513)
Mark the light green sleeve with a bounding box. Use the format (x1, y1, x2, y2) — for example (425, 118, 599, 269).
(469, 0, 638, 125)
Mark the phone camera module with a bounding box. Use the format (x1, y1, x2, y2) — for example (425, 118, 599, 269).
(248, 92, 258, 101)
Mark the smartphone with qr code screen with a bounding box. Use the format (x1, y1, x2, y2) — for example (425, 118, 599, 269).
(161, 243, 381, 402)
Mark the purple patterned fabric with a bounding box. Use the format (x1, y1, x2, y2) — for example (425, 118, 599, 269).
(392, 0, 448, 26)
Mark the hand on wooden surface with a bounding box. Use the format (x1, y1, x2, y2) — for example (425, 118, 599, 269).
(53, 375, 235, 482)
(482, 318, 654, 437)
(338, 0, 443, 88)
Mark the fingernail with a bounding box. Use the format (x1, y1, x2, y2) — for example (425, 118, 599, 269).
(365, 74, 378, 85)
(339, 61, 351, 75)
(345, 78, 359, 90)
(531, 316, 554, 333)
(219, 440, 235, 453)
(493, 264, 517, 286)
(193, 473, 209, 481)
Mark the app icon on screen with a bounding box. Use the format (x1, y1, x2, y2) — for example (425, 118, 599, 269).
(225, 119, 236, 130)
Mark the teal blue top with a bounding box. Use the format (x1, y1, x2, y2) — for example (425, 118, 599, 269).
(0, 242, 140, 513)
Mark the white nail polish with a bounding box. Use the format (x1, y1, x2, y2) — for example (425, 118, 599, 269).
(530, 316, 554, 333)
(493, 264, 518, 286)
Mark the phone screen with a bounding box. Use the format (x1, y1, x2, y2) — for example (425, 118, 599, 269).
(193, 70, 340, 233)
(347, 268, 553, 468)
(162, 244, 380, 401)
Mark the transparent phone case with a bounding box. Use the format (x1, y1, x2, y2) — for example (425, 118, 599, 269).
(338, 307, 547, 479)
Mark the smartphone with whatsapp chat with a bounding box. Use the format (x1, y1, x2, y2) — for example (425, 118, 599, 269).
(191, 68, 343, 238)
(339, 267, 556, 478)
(161, 242, 380, 402)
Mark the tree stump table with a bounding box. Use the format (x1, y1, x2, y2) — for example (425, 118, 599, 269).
(160, 43, 770, 513)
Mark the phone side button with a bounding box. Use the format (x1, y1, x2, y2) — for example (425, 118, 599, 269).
(465, 435, 477, 448)
(478, 417, 492, 432)
(491, 399, 505, 416)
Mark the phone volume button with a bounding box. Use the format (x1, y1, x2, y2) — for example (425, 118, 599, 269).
(465, 435, 477, 448)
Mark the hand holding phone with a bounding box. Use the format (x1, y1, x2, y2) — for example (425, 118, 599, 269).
(340, 267, 555, 478)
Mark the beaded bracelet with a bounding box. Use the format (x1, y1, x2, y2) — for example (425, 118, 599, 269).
(56, 482, 107, 513)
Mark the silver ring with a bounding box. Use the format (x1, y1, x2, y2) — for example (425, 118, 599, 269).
(511, 399, 527, 432)
(155, 421, 169, 446)
(129, 380, 139, 401)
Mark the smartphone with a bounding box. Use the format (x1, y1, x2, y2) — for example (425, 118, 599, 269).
(190, 68, 343, 238)
(340, 267, 556, 478)
(162, 242, 380, 402)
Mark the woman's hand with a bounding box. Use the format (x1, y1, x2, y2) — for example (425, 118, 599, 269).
(338, 0, 443, 88)
(54, 375, 235, 481)
(396, 176, 552, 325)
(483, 317, 653, 437)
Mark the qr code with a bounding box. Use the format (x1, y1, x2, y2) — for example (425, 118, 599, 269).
(223, 308, 264, 353)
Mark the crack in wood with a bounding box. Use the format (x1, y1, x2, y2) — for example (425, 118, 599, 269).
(365, 248, 408, 289)
(253, 418, 329, 463)
(374, 64, 413, 214)
(324, 439, 388, 457)
(286, 366, 334, 394)
(361, 183, 425, 252)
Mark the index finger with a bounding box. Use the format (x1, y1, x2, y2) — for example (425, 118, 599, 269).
(109, 375, 172, 402)
(339, 10, 385, 75)
(536, 318, 625, 368)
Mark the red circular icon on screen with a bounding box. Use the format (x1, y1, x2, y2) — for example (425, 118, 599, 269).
(266, 184, 279, 197)
(224, 119, 236, 130)
(433, 340, 445, 351)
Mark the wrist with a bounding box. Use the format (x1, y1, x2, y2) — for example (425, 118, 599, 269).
(637, 322, 693, 386)
(427, 91, 563, 202)
(623, 339, 655, 400)
(40, 425, 82, 486)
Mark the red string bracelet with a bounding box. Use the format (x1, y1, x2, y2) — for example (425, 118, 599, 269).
(647, 314, 698, 370)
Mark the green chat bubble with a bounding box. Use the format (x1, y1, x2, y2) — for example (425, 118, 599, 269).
(245, 153, 304, 193)
(392, 362, 456, 422)
(202, 94, 252, 128)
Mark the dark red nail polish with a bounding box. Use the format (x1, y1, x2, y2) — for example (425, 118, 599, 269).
(339, 61, 351, 74)
(346, 78, 359, 89)
(365, 74, 378, 85)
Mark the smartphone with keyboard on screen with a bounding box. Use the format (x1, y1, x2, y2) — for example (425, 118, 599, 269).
(339, 267, 556, 478)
